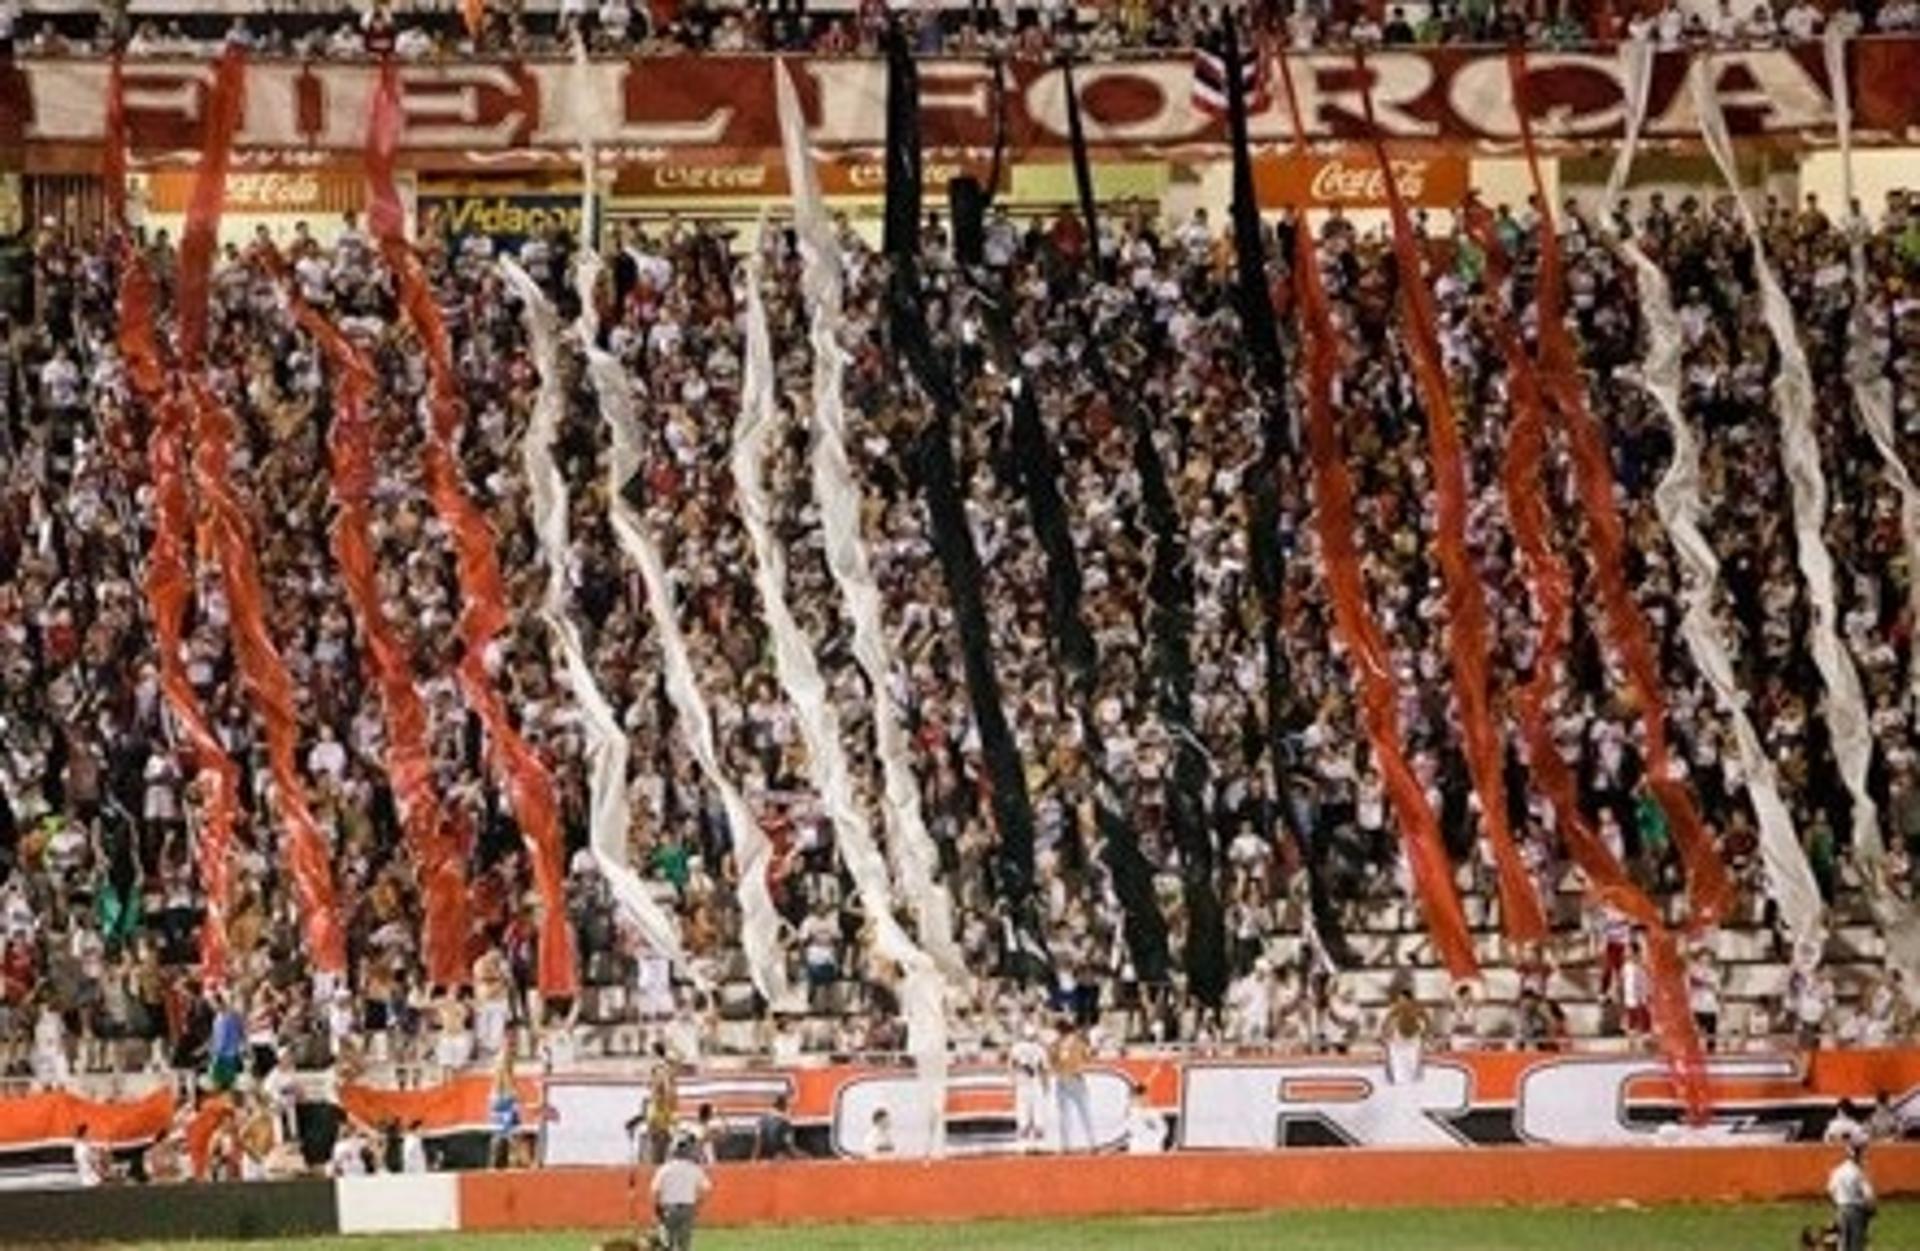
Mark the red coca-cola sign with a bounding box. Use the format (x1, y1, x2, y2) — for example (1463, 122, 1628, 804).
(1258, 151, 1471, 208)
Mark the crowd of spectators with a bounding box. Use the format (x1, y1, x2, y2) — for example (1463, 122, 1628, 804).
(2, 151, 1920, 1097)
(1, 0, 1912, 62)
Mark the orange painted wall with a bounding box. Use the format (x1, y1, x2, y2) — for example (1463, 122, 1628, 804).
(459, 1145, 1920, 1230)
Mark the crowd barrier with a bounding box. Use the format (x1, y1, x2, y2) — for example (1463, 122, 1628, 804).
(6, 1146, 1916, 1241)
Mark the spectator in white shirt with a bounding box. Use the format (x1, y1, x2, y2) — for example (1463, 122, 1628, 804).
(1780, 0, 1823, 35)
(1125, 1085, 1167, 1154)
(73, 1123, 104, 1187)
(1824, 1100, 1868, 1146)
(1827, 1140, 1875, 1251)
(863, 1108, 895, 1158)
(650, 1138, 712, 1251)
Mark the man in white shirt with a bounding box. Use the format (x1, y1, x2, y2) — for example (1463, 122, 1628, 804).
(73, 1123, 104, 1187)
(1825, 1101, 1868, 1147)
(1828, 1140, 1875, 1251)
(651, 1138, 712, 1251)
(1007, 1024, 1050, 1150)
(1125, 1085, 1166, 1155)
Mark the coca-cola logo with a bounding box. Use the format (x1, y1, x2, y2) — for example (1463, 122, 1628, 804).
(224, 172, 323, 209)
(1307, 158, 1432, 205)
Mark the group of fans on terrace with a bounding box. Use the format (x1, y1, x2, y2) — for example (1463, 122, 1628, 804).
(4, 149, 1920, 1106)
(3, 0, 1916, 61)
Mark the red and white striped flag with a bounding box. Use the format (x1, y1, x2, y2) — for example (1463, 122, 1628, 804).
(1192, 34, 1268, 119)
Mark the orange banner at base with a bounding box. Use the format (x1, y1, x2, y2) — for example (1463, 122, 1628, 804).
(1253, 150, 1470, 210)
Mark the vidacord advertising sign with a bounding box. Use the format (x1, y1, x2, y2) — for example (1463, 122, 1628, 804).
(418, 192, 589, 250)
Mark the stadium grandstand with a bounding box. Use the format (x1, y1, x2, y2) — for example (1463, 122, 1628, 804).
(0, 1, 1918, 1246)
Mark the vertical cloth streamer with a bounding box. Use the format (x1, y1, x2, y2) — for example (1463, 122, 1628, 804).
(773, 62, 963, 979)
(113, 61, 244, 983)
(275, 277, 471, 988)
(1459, 205, 1711, 1125)
(1565, 39, 1822, 958)
(503, 256, 692, 977)
(1826, 28, 1920, 712)
(881, 25, 1046, 959)
(1476, 44, 1708, 1118)
(1691, 58, 1883, 877)
(187, 378, 350, 975)
(1237, 28, 1352, 966)
(1279, 50, 1478, 982)
(171, 49, 348, 976)
(579, 335, 794, 1007)
(731, 257, 949, 1156)
(365, 60, 578, 999)
(1353, 51, 1544, 951)
(1514, 53, 1733, 928)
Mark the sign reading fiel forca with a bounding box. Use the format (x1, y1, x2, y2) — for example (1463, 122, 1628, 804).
(417, 191, 585, 249)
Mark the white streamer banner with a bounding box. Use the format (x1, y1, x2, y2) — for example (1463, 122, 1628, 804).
(732, 252, 950, 1156)
(1827, 28, 1920, 711)
(501, 257, 693, 982)
(775, 58, 964, 980)
(1692, 58, 1883, 881)
(576, 291, 794, 1009)
(1631, 250, 1825, 954)
(1597, 40, 1826, 956)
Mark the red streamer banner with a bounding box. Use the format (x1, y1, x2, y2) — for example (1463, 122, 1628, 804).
(170, 45, 347, 976)
(1276, 58, 1480, 983)
(1351, 51, 1547, 947)
(186, 381, 348, 975)
(1509, 50, 1733, 929)
(366, 60, 578, 998)
(1463, 201, 1711, 1125)
(121, 277, 245, 987)
(174, 47, 245, 372)
(269, 260, 471, 989)
(112, 59, 246, 988)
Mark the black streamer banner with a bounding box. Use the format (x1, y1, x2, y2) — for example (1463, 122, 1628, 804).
(883, 23, 1048, 979)
(1222, 13, 1352, 967)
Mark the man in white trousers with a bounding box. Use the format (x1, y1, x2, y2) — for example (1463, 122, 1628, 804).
(1008, 1023, 1050, 1151)
(1051, 1020, 1096, 1153)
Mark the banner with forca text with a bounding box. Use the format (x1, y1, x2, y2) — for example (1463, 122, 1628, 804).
(4, 41, 1920, 174)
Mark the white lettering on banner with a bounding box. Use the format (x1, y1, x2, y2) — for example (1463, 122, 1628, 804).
(800, 60, 993, 147)
(524, 61, 736, 148)
(309, 66, 378, 150)
(1024, 64, 1205, 145)
(652, 165, 771, 191)
(399, 66, 527, 147)
(26, 64, 210, 140)
(542, 1075, 796, 1165)
(1181, 1061, 1473, 1150)
(1515, 1055, 1803, 1146)
(1645, 50, 1833, 138)
(832, 1069, 1135, 1158)
(231, 63, 306, 149)
(1445, 53, 1626, 140)
(803, 60, 889, 146)
(1309, 157, 1437, 202)
(224, 172, 321, 208)
(1292, 53, 1440, 139)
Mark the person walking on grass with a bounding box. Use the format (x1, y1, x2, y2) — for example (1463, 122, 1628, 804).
(651, 1134, 712, 1251)
(1828, 1138, 1876, 1251)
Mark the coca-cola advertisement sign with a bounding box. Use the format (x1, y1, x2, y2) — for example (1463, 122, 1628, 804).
(145, 169, 361, 214)
(1256, 151, 1471, 208)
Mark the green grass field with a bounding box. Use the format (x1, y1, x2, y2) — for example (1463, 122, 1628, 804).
(124, 1203, 1917, 1250)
